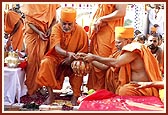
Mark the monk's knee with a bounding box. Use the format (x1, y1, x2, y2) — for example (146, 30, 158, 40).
(117, 86, 130, 96)
(117, 85, 136, 96)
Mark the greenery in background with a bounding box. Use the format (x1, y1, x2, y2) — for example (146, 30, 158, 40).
(124, 19, 133, 26)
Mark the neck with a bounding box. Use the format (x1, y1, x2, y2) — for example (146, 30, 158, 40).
(151, 47, 158, 54)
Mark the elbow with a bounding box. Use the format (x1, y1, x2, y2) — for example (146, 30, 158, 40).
(119, 11, 126, 17)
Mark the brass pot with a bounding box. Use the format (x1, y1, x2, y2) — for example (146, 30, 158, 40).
(5, 51, 20, 68)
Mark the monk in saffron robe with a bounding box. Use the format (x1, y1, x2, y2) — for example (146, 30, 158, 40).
(36, 7, 89, 105)
(87, 4, 127, 90)
(78, 27, 162, 98)
(4, 10, 24, 51)
(21, 4, 61, 96)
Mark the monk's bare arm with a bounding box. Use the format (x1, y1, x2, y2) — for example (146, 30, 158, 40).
(92, 61, 109, 70)
(131, 81, 164, 89)
(28, 23, 48, 40)
(55, 44, 67, 57)
(86, 51, 138, 67)
(99, 4, 127, 22)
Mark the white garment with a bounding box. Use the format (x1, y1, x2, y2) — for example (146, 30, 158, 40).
(148, 8, 164, 35)
(4, 67, 27, 104)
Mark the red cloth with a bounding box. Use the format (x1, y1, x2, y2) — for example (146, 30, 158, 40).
(78, 89, 164, 111)
(18, 60, 27, 69)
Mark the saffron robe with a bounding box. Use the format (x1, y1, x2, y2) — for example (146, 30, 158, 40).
(4, 10, 24, 51)
(87, 4, 125, 90)
(21, 4, 60, 95)
(36, 23, 89, 97)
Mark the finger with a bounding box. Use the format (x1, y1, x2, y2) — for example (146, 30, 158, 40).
(41, 37, 49, 41)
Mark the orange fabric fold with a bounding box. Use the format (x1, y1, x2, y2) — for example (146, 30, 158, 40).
(21, 4, 60, 32)
(21, 4, 60, 95)
(4, 11, 24, 51)
(87, 4, 124, 90)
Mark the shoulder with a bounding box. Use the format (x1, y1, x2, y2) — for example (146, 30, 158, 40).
(122, 42, 142, 52)
(156, 47, 164, 54)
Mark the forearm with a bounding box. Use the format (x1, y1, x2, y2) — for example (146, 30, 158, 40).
(152, 81, 164, 89)
(92, 61, 109, 70)
(92, 55, 117, 67)
(55, 44, 68, 57)
(100, 4, 126, 22)
(28, 23, 41, 34)
(100, 11, 125, 22)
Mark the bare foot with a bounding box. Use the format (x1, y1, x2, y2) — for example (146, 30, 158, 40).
(39, 87, 48, 95)
(71, 96, 78, 106)
(42, 96, 54, 105)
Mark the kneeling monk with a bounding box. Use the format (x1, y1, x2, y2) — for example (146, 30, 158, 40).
(36, 7, 89, 105)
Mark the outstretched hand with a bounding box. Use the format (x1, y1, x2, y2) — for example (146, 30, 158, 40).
(73, 52, 87, 60)
(83, 53, 95, 62)
(62, 52, 75, 65)
(130, 81, 153, 89)
(74, 53, 95, 63)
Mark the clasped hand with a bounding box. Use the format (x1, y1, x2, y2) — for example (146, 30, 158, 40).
(74, 52, 94, 63)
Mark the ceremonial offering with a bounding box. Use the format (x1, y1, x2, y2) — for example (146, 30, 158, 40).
(71, 59, 90, 77)
(5, 51, 20, 68)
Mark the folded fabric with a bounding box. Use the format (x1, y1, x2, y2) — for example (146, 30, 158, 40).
(78, 89, 164, 111)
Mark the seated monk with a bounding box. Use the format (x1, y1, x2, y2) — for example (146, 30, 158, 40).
(76, 26, 162, 98)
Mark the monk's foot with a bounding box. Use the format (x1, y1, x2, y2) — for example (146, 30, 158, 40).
(71, 96, 78, 106)
(39, 87, 48, 96)
(42, 96, 54, 105)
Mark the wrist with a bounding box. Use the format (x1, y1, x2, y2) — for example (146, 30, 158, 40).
(92, 54, 97, 61)
(65, 50, 69, 57)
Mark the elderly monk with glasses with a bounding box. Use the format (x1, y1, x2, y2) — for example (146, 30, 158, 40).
(36, 7, 89, 105)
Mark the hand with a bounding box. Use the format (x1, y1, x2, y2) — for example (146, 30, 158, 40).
(38, 31, 48, 41)
(62, 52, 75, 65)
(130, 81, 153, 89)
(45, 28, 52, 38)
(74, 52, 87, 60)
(83, 53, 95, 63)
